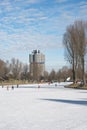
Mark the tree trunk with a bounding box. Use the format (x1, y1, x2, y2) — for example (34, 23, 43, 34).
(82, 58, 86, 85)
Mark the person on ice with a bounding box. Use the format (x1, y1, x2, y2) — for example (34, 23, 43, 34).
(12, 86, 14, 90)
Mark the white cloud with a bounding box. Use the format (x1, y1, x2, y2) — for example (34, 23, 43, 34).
(0, 29, 63, 62)
(0, 0, 87, 68)
(55, 0, 68, 3)
(14, 0, 41, 4)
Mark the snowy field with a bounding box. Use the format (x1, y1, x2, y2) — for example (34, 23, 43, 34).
(0, 82, 87, 130)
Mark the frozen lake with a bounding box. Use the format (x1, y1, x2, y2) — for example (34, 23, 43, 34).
(0, 82, 87, 130)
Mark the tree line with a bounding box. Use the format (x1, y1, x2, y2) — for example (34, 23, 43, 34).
(0, 58, 73, 82)
(0, 58, 87, 83)
(0, 58, 29, 81)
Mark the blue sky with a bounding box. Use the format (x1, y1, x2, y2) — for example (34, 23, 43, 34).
(0, 0, 87, 72)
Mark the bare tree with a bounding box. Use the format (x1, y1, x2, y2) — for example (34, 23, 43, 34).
(0, 59, 5, 79)
(63, 20, 87, 84)
(48, 69, 56, 82)
(74, 21, 87, 84)
(21, 64, 29, 80)
(10, 58, 23, 80)
(63, 25, 78, 83)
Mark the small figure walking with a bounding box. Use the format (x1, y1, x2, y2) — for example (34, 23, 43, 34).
(12, 86, 14, 90)
(2, 85, 4, 88)
(55, 83, 57, 87)
(17, 84, 19, 88)
(38, 85, 40, 89)
(7, 86, 9, 90)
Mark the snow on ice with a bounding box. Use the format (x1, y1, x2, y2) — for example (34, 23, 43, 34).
(0, 82, 87, 130)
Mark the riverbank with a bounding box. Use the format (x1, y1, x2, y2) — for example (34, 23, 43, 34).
(0, 80, 38, 86)
(64, 83, 87, 90)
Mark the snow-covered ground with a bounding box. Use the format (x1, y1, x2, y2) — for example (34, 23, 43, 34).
(0, 82, 87, 130)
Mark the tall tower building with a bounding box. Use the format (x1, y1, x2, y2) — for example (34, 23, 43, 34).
(29, 50, 45, 80)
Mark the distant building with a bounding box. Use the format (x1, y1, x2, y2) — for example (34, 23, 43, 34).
(29, 50, 45, 80)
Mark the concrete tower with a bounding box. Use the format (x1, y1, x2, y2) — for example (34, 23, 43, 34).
(29, 50, 45, 80)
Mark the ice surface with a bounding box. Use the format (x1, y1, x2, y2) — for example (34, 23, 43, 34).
(0, 82, 87, 130)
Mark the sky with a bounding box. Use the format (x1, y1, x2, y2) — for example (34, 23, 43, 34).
(0, 0, 87, 72)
